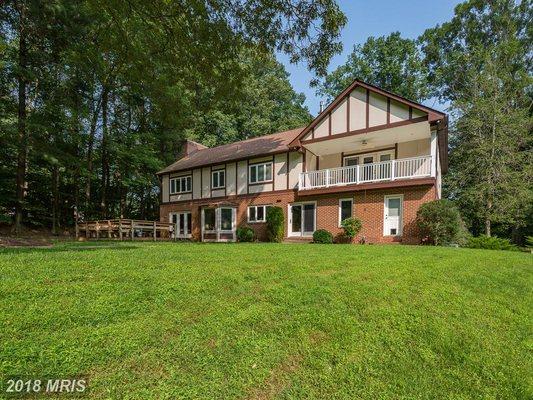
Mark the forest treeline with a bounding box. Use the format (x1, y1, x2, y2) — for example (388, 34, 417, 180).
(1, 0, 531, 242)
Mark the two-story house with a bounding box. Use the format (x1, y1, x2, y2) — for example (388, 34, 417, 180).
(157, 80, 448, 243)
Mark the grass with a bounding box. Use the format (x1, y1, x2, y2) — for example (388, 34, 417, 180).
(0, 242, 532, 399)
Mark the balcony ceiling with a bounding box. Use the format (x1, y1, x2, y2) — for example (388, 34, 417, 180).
(303, 121, 430, 156)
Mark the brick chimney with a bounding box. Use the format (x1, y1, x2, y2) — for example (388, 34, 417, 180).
(177, 139, 207, 159)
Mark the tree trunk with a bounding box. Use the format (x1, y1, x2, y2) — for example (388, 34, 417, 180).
(51, 166, 59, 235)
(100, 85, 109, 218)
(13, 4, 28, 234)
(85, 96, 101, 217)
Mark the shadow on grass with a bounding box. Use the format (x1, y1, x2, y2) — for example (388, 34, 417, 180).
(0, 243, 140, 255)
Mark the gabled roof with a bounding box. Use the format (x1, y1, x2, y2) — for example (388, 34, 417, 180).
(157, 127, 305, 175)
(289, 79, 446, 147)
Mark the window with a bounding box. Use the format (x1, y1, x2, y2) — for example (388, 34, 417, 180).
(248, 205, 271, 223)
(220, 208, 233, 231)
(249, 162, 272, 184)
(203, 208, 216, 231)
(339, 198, 353, 226)
(344, 156, 359, 166)
(343, 150, 395, 167)
(211, 169, 225, 189)
(170, 175, 192, 194)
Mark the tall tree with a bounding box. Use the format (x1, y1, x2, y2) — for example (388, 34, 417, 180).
(1, 0, 340, 230)
(421, 0, 532, 238)
(316, 32, 429, 102)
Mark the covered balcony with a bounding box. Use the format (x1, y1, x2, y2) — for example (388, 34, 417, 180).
(297, 119, 439, 193)
(299, 155, 432, 191)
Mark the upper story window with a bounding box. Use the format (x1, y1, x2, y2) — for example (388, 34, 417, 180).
(211, 169, 225, 189)
(343, 150, 395, 167)
(170, 175, 192, 194)
(249, 162, 272, 184)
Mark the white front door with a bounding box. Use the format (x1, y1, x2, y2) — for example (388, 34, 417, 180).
(171, 212, 192, 238)
(383, 195, 403, 236)
(288, 202, 316, 237)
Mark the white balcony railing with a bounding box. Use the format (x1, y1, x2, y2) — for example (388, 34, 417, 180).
(299, 155, 433, 191)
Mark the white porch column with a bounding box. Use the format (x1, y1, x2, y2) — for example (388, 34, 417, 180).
(430, 130, 437, 177)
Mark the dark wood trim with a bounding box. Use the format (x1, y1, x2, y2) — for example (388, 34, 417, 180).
(316, 156, 319, 170)
(287, 79, 445, 148)
(302, 150, 306, 173)
(346, 94, 350, 133)
(395, 143, 398, 159)
(158, 149, 289, 176)
(298, 178, 436, 197)
(163, 188, 298, 206)
(328, 112, 332, 136)
(312, 128, 315, 140)
(301, 116, 428, 145)
(409, 106, 413, 120)
(386, 98, 391, 125)
(365, 89, 370, 129)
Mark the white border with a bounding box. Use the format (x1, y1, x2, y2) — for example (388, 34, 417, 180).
(287, 201, 317, 237)
(383, 194, 403, 236)
(338, 198, 353, 227)
(248, 162, 273, 184)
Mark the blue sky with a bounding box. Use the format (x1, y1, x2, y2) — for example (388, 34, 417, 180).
(277, 0, 462, 116)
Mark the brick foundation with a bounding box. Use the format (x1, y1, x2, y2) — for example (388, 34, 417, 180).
(160, 184, 436, 244)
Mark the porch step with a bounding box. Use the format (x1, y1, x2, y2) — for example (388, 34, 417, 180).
(283, 237, 313, 243)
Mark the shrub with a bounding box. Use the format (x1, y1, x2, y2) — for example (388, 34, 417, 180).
(266, 206, 284, 242)
(236, 226, 255, 242)
(341, 217, 362, 240)
(466, 235, 518, 251)
(313, 229, 333, 244)
(526, 236, 533, 248)
(416, 199, 463, 245)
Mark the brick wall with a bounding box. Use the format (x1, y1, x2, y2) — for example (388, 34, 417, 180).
(160, 184, 436, 244)
(314, 185, 436, 244)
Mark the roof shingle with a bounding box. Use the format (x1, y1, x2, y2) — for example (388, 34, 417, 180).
(157, 127, 304, 175)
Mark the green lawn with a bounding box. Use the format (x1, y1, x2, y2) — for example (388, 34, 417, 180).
(1, 242, 532, 399)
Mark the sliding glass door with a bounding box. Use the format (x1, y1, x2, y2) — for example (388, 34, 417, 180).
(289, 202, 316, 237)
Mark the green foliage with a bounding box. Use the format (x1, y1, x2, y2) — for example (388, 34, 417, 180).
(317, 32, 429, 102)
(236, 225, 255, 242)
(526, 236, 533, 249)
(340, 217, 362, 239)
(421, 0, 532, 240)
(1, 0, 343, 230)
(416, 200, 464, 246)
(466, 235, 518, 251)
(313, 229, 333, 244)
(266, 206, 284, 242)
